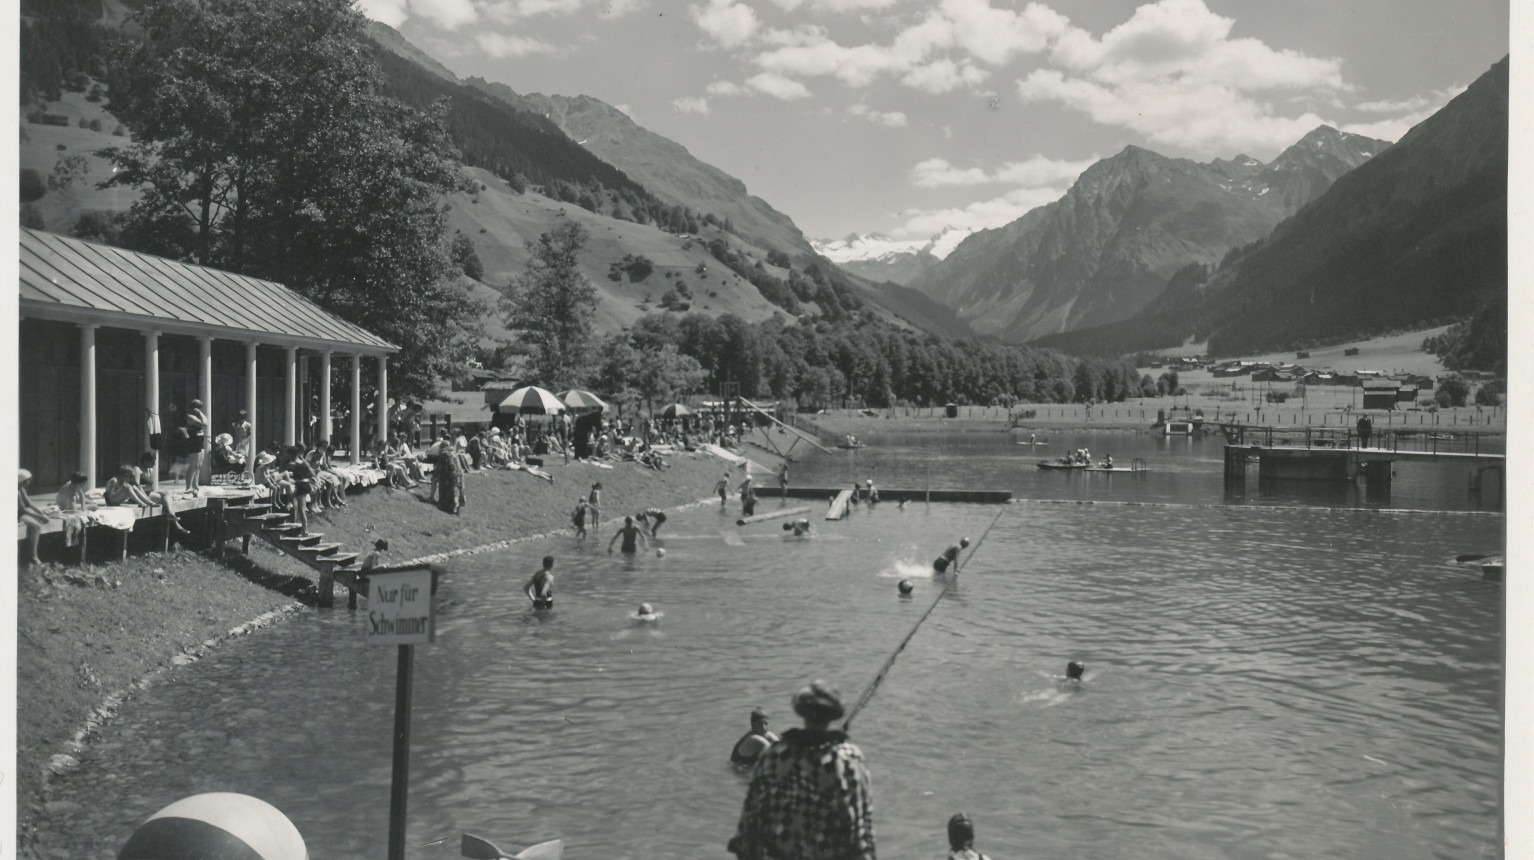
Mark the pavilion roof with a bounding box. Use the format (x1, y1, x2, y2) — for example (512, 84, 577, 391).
(18, 229, 396, 354)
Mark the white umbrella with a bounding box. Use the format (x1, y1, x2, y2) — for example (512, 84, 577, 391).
(496, 386, 566, 415)
(557, 389, 610, 412)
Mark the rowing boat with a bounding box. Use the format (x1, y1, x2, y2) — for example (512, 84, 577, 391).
(1037, 461, 1087, 470)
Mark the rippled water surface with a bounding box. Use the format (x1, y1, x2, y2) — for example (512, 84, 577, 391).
(35, 437, 1504, 860)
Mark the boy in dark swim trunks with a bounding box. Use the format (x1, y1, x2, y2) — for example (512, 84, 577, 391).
(637, 508, 667, 538)
(524, 555, 555, 609)
(608, 516, 649, 555)
(572, 498, 590, 537)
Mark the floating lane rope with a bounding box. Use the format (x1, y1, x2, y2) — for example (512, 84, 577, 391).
(841, 507, 1008, 732)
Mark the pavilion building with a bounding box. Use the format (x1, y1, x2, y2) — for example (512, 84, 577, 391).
(17, 228, 397, 491)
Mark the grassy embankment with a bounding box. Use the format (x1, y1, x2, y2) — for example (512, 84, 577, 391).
(15, 451, 739, 824)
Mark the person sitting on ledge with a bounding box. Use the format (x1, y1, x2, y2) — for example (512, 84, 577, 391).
(105, 465, 190, 536)
(18, 469, 50, 566)
(57, 471, 95, 513)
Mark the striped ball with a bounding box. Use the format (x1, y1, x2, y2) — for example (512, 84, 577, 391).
(118, 793, 307, 860)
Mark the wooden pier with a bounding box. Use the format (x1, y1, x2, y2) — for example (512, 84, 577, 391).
(1223, 442, 1505, 493)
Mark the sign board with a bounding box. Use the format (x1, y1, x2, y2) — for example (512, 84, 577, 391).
(367, 568, 436, 645)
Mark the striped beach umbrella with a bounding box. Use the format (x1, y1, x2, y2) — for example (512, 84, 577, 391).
(660, 403, 693, 418)
(496, 386, 566, 415)
(557, 389, 610, 412)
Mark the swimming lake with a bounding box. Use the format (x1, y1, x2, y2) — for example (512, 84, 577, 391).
(32, 431, 1504, 859)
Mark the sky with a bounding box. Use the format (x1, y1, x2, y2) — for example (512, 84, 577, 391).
(359, 0, 1508, 242)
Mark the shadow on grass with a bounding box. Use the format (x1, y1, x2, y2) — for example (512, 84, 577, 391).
(216, 550, 323, 607)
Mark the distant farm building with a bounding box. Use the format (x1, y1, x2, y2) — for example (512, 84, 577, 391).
(1361, 379, 1402, 410)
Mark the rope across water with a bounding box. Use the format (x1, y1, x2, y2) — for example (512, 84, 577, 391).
(841, 507, 1008, 731)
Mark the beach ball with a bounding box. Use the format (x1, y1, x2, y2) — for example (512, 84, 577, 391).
(119, 793, 307, 860)
(657, 548, 666, 557)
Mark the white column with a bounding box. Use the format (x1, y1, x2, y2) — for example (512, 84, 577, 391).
(199, 336, 213, 482)
(145, 330, 160, 491)
(283, 346, 297, 446)
(319, 351, 333, 444)
(245, 342, 259, 459)
(80, 323, 97, 488)
(376, 355, 389, 447)
(298, 353, 310, 446)
(350, 354, 363, 464)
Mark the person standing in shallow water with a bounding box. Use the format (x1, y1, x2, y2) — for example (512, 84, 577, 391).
(729, 680, 875, 860)
(730, 707, 781, 767)
(524, 555, 555, 609)
(608, 515, 649, 555)
(945, 813, 991, 860)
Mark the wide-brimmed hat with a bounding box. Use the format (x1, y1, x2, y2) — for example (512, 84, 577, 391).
(18, 468, 32, 483)
(791, 680, 845, 721)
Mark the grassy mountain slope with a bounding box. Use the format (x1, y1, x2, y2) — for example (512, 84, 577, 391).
(1190, 56, 1508, 356)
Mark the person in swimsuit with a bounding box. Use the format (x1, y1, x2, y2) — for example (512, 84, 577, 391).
(184, 398, 208, 495)
(637, 508, 667, 538)
(946, 813, 992, 860)
(572, 498, 590, 537)
(1066, 661, 1085, 682)
(936, 538, 970, 574)
(588, 482, 602, 530)
(18, 469, 50, 566)
(716, 473, 730, 506)
(780, 519, 812, 537)
(608, 516, 649, 555)
(524, 555, 555, 609)
(730, 707, 780, 767)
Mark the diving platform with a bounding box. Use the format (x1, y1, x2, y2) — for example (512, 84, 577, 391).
(1223, 443, 1505, 488)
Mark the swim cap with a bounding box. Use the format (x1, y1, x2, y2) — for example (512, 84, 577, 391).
(18, 468, 31, 483)
(791, 680, 845, 722)
(639, 603, 654, 615)
(656, 548, 666, 557)
(898, 579, 914, 594)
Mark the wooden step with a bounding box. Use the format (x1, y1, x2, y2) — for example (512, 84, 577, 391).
(226, 503, 271, 513)
(299, 542, 343, 555)
(277, 532, 322, 546)
(245, 512, 287, 524)
(321, 552, 359, 566)
(265, 523, 303, 534)
(334, 564, 363, 574)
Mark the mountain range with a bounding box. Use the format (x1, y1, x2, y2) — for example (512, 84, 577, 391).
(811, 227, 972, 286)
(1036, 55, 1508, 360)
(904, 126, 1391, 344)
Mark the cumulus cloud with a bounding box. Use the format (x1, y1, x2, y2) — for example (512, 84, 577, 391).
(694, 0, 761, 47)
(603, 0, 645, 15)
(357, 0, 410, 27)
(741, 0, 1061, 94)
(898, 185, 1068, 237)
(911, 158, 991, 187)
(672, 96, 711, 114)
(1015, 0, 1350, 156)
(477, 32, 558, 56)
(746, 72, 813, 99)
(912, 154, 1093, 188)
(849, 103, 908, 126)
(707, 80, 748, 96)
(901, 58, 989, 93)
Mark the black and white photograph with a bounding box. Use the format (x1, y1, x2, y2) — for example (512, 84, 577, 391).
(5, 0, 1522, 857)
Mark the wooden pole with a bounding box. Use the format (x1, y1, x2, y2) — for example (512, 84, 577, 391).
(80, 323, 97, 488)
(388, 643, 414, 860)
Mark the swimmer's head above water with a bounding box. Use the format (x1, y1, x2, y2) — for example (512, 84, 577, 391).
(898, 579, 914, 595)
(1066, 660, 1085, 681)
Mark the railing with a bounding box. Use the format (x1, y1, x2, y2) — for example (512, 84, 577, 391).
(1223, 424, 1498, 457)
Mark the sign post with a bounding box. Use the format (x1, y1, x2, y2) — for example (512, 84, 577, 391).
(366, 566, 436, 860)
